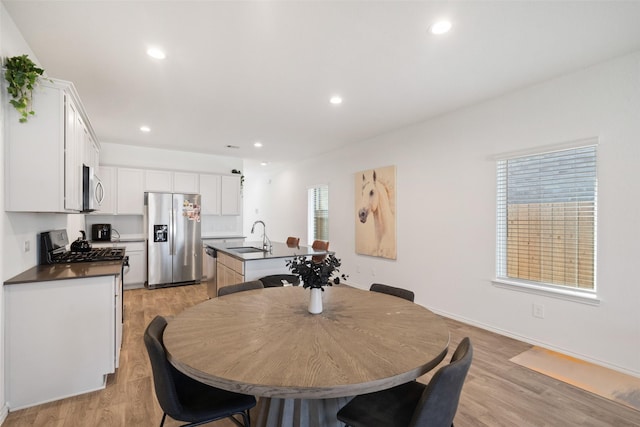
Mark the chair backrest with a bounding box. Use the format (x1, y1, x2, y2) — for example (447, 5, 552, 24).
(259, 274, 301, 287)
(286, 236, 300, 247)
(311, 240, 329, 263)
(143, 315, 184, 419)
(409, 337, 473, 427)
(370, 283, 415, 302)
(218, 280, 264, 297)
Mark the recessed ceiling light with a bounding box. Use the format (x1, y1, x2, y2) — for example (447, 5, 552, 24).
(254, 141, 263, 148)
(140, 126, 151, 133)
(330, 96, 343, 105)
(429, 20, 452, 35)
(147, 47, 166, 59)
(260, 162, 268, 166)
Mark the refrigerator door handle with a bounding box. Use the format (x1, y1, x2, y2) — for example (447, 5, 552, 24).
(170, 208, 176, 256)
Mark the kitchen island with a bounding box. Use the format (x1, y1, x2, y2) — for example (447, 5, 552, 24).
(209, 241, 330, 292)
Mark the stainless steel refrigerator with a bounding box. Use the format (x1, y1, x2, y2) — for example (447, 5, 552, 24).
(146, 192, 202, 289)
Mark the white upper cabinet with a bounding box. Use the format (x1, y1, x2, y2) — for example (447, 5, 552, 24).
(91, 167, 241, 217)
(144, 170, 173, 193)
(173, 172, 199, 194)
(199, 174, 221, 215)
(5, 78, 98, 212)
(97, 166, 116, 214)
(64, 99, 82, 211)
(144, 170, 199, 194)
(116, 168, 144, 215)
(221, 175, 241, 215)
(85, 133, 100, 171)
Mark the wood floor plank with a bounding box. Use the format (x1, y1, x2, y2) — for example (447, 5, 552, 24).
(4, 282, 640, 426)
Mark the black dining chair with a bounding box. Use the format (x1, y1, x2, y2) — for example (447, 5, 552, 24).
(259, 274, 300, 288)
(370, 283, 415, 302)
(144, 315, 256, 427)
(218, 280, 264, 297)
(337, 337, 473, 427)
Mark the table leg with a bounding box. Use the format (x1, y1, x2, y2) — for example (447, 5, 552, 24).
(255, 396, 353, 427)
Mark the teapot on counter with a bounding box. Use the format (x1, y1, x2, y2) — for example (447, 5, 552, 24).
(70, 230, 92, 253)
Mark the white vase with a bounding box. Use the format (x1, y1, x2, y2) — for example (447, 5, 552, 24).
(308, 288, 323, 314)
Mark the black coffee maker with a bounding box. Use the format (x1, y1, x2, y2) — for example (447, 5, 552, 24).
(91, 224, 112, 241)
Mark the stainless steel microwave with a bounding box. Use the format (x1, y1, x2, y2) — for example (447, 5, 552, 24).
(82, 164, 104, 212)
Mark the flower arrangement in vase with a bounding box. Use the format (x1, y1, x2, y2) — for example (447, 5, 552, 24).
(286, 253, 348, 314)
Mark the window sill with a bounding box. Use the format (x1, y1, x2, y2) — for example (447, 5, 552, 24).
(492, 278, 600, 306)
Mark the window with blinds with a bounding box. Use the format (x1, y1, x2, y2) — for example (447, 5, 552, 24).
(496, 145, 597, 291)
(308, 185, 329, 242)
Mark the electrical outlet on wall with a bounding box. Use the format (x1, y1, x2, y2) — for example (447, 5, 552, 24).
(533, 303, 545, 319)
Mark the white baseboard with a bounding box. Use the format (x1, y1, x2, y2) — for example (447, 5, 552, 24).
(0, 403, 9, 425)
(430, 307, 640, 379)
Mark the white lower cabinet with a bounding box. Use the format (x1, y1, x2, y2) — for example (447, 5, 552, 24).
(5, 276, 120, 410)
(93, 241, 146, 288)
(123, 242, 146, 288)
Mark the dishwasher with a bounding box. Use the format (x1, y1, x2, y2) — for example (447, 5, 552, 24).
(205, 246, 217, 298)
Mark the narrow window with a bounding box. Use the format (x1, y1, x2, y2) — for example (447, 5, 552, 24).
(308, 185, 329, 243)
(496, 145, 597, 291)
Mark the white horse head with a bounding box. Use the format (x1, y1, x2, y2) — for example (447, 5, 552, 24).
(358, 170, 395, 257)
(358, 170, 380, 224)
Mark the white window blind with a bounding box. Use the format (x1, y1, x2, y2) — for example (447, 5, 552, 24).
(496, 145, 597, 291)
(308, 185, 329, 242)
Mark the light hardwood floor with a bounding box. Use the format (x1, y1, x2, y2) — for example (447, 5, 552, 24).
(4, 283, 640, 426)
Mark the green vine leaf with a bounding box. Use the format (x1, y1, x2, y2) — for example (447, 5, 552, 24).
(4, 54, 46, 123)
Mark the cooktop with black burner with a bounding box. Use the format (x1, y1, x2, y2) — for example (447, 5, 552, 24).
(40, 229, 126, 265)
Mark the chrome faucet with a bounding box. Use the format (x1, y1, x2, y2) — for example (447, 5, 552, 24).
(251, 220, 272, 252)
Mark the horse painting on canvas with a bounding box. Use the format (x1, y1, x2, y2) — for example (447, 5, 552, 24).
(355, 166, 396, 259)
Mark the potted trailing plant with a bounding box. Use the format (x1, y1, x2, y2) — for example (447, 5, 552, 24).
(4, 54, 46, 123)
(286, 253, 348, 314)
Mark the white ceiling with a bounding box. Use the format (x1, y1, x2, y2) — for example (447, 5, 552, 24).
(4, 1, 640, 166)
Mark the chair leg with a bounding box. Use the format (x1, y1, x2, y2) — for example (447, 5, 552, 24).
(159, 413, 167, 427)
(229, 412, 250, 427)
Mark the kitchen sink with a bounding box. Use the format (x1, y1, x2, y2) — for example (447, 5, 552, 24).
(228, 246, 267, 254)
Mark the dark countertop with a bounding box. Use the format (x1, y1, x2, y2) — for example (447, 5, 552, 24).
(209, 241, 330, 261)
(90, 239, 144, 244)
(5, 260, 124, 285)
(202, 235, 246, 240)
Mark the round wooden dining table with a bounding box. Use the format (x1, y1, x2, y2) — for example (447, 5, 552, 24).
(163, 285, 450, 427)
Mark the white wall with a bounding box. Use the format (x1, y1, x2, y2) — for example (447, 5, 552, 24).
(1, 4, 59, 422)
(99, 142, 242, 174)
(245, 51, 640, 377)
